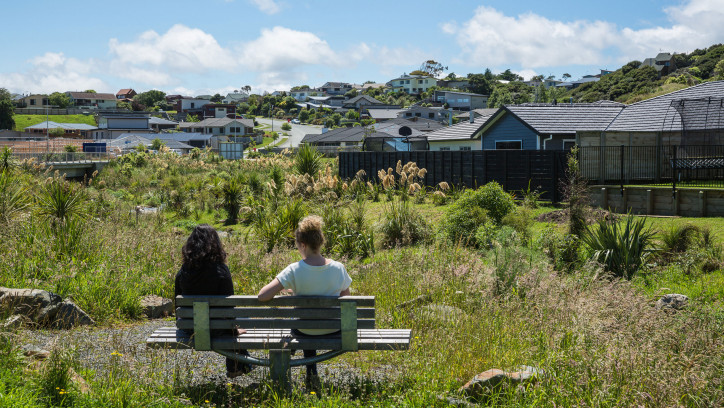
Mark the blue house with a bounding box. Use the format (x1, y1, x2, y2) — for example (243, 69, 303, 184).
(476, 102, 624, 150)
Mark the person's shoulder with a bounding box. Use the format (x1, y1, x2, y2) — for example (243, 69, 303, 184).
(327, 259, 347, 270)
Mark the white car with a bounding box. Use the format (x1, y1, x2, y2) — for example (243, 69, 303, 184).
(291, 119, 300, 124)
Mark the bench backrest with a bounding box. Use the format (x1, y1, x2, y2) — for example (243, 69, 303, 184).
(175, 295, 375, 352)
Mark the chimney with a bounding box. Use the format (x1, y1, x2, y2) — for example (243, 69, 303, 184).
(469, 110, 474, 124)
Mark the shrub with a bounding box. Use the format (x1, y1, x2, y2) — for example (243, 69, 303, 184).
(582, 214, 656, 279)
(294, 144, 323, 176)
(281, 122, 291, 131)
(660, 224, 699, 254)
(222, 177, 244, 224)
(501, 207, 534, 243)
(440, 182, 515, 246)
(36, 176, 87, 223)
(379, 200, 431, 247)
(474, 218, 498, 249)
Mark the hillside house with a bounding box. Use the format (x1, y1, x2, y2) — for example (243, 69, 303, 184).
(398, 106, 448, 122)
(179, 117, 254, 136)
(15, 94, 52, 111)
(434, 90, 488, 110)
(426, 111, 499, 151)
(24, 121, 98, 138)
(116, 89, 137, 102)
(386, 74, 437, 95)
(640, 52, 677, 77)
(94, 113, 152, 139)
(173, 98, 212, 113)
(318, 82, 354, 96)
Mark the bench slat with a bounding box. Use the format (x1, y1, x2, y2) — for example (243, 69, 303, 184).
(175, 318, 375, 330)
(175, 295, 374, 308)
(151, 328, 413, 339)
(146, 328, 411, 351)
(175, 307, 375, 319)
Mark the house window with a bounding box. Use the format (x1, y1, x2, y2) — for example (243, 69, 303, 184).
(406, 113, 412, 117)
(190, 103, 195, 108)
(219, 127, 225, 134)
(563, 140, 576, 151)
(439, 147, 451, 151)
(495, 141, 523, 150)
(459, 146, 471, 151)
(406, 80, 410, 84)
(429, 113, 435, 119)
(30, 99, 36, 105)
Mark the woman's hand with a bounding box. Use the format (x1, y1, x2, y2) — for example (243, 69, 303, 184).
(257, 278, 285, 301)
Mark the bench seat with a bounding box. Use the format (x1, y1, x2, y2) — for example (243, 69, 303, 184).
(146, 327, 411, 351)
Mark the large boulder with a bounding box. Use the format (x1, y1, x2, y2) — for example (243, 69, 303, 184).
(140, 295, 173, 319)
(0, 287, 94, 329)
(656, 294, 689, 310)
(459, 366, 543, 402)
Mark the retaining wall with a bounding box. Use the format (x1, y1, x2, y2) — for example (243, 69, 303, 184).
(590, 185, 724, 217)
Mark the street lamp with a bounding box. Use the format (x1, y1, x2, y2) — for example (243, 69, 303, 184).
(271, 105, 274, 132)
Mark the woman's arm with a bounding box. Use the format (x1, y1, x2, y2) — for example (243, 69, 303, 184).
(258, 278, 285, 302)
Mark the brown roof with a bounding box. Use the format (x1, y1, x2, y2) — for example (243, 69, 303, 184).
(68, 92, 116, 100)
(116, 89, 134, 96)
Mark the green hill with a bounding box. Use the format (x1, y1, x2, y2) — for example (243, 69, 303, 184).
(13, 114, 97, 131)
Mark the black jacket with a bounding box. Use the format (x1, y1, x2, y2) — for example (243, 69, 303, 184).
(174, 262, 234, 336)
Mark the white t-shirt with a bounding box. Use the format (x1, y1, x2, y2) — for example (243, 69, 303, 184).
(276, 259, 352, 335)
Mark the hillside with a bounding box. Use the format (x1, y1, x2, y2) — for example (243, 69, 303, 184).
(12, 114, 97, 131)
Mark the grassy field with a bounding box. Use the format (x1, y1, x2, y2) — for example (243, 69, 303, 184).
(1, 150, 723, 406)
(13, 114, 97, 131)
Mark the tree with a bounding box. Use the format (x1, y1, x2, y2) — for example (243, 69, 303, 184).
(467, 73, 494, 95)
(714, 59, 724, 79)
(242, 85, 252, 95)
(151, 138, 165, 150)
(134, 90, 166, 109)
(344, 89, 358, 98)
(291, 85, 310, 91)
(498, 69, 523, 82)
(49, 92, 70, 108)
(49, 127, 65, 138)
(345, 110, 359, 120)
(562, 73, 572, 81)
(186, 114, 200, 122)
(84, 89, 97, 93)
(211, 93, 223, 103)
(298, 109, 310, 123)
(0, 88, 15, 130)
(331, 113, 342, 126)
(117, 101, 132, 111)
(281, 122, 291, 131)
(420, 60, 448, 77)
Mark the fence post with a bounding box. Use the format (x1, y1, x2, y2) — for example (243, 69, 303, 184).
(672, 145, 677, 198)
(620, 144, 624, 196)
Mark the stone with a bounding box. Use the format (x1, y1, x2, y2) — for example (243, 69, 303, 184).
(140, 295, 174, 319)
(0, 287, 63, 323)
(21, 344, 50, 360)
(217, 231, 230, 239)
(656, 294, 689, 310)
(50, 301, 95, 329)
(459, 366, 542, 401)
(2, 315, 31, 329)
(134, 206, 159, 215)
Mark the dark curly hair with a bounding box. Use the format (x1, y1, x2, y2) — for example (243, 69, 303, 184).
(182, 224, 227, 268)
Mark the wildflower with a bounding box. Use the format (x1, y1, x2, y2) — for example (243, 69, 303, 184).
(111, 351, 123, 357)
(310, 391, 316, 395)
(205, 400, 210, 403)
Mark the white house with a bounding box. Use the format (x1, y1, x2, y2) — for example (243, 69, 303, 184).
(386, 74, 437, 95)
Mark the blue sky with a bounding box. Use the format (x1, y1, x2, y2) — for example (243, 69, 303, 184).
(1, 0, 723, 96)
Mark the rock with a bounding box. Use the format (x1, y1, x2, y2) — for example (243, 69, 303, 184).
(217, 231, 230, 239)
(0, 287, 63, 323)
(140, 295, 174, 319)
(134, 206, 159, 215)
(420, 304, 466, 323)
(21, 344, 50, 360)
(2, 315, 31, 329)
(442, 396, 476, 407)
(459, 366, 542, 401)
(50, 301, 95, 329)
(656, 294, 689, 310)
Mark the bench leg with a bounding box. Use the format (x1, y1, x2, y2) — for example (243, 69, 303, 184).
(269, 349, 291, 394)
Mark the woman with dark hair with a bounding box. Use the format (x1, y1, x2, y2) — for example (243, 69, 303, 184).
(175, 224, 251, 377)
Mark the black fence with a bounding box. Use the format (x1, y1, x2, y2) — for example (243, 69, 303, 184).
(339, 150, 568, 202)
(579, 145, 724, 189)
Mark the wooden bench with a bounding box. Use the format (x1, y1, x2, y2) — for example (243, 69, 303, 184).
(146, 295, 411, 389)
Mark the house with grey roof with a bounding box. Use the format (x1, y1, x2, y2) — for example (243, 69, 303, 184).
(398, 106, 448, 122)
(367, 108, 404, 122)
(639, 52, 677, 77)
(342, 95, 385, 110)
(454, 108, 499, 121)
(426, 111, 499, 151)
(149, 116, 178, 132)
(103, 134, 194, 155)
(477, 103, 624, 150)
(24, 121, 98, 138)
(222, 92, 249, 104)
(66, 92, 118, 109)
(95, 113, 152, 139)
(433, 90, 488, 110)
(377, 118, 444, 133)
(318, 82, 354, 96)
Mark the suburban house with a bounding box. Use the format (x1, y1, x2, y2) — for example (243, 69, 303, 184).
(24, 121, 98, 138)
(103, 134, 194, 155)
(386, 74, 437, 95)
(555, 75, 600, 90)
(222, 92, 249, 104)
(376, 118, 444, 133)
(367, 108, 404, 122)
(434, 90, 488, 110)
(436, 78, 471, 90)
(66, 92, 118, 109)
(179, 117, 254, 137)
(115, 89, 137, 102)
(14, 94, 52, 111)
(477, 102, 625, 150)
(173, 98, 212, 113)
(524, 78, 563, 88)
(309, 95, 345, 107)
(640, 52, 677, 77)
(576, 81, 724, 180)
(426, 111, 499, 151)
(153, 132, 212, 149)
(290, 89, 323, 101)
(455, 108, 499, 121)
(301, 127, 374, 148)
(360, 83, 386, 91)
(398, 106, 448, 122)
(149, 116, 179, 132)
(94, 113, 152, 139)
(342, 95, 385, 110)
(185, 103, 238, 120)
(318, 82, 354, 95)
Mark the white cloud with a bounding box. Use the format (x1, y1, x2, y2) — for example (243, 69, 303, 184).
(443, 0, 724, 70)
(108, 24, 238, 73)
(241, 26, 341, 72)
(0, 52, 108, 94)
(249, 0, 281, 14)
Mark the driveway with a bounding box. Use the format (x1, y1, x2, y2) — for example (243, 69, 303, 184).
(255, 118, 322, 148)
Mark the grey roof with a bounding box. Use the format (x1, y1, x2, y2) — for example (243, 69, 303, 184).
(67, 92, 116, 100)
(379, 118, 444, 132)
(368, 109, 403, 119)
(156, 132, 211, 142)
(605, 80, 724, 132)
(427, 114, 498, 142)
(343, 95, 384, 106)
(25, 121, 97, 130)
(454, 108, 499, 119)
(499, 104, 625, 135)
(148, 117, 178, 126)
(182, 117, 254, 128)
(113, 134, 193, 150)
(301, 127, 388, 144)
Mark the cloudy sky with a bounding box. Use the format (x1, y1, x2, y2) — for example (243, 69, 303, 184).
(1, 0, 723, 96)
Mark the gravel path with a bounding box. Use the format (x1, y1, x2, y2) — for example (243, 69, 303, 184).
(16, 320, 400, 391)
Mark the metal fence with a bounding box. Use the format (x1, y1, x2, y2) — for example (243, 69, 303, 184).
(579, 145, 724, 189)
(339, 150, 568, 202)
(11, 151, 113, 164)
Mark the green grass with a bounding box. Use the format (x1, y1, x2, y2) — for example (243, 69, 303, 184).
(13, 114, 97, 131)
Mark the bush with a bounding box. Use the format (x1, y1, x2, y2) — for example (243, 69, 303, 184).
(222, 177, 244, 224)
(294, 144, 323, 176)
(582, 214, 656, 279)
(476, 182, 516, 223)
(440, 182, 515, 246)
(501, 207, 534, 243)
(379, 200, 431, 247)
(281, 122, 291, 131)
(660, 224, 700, 254)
